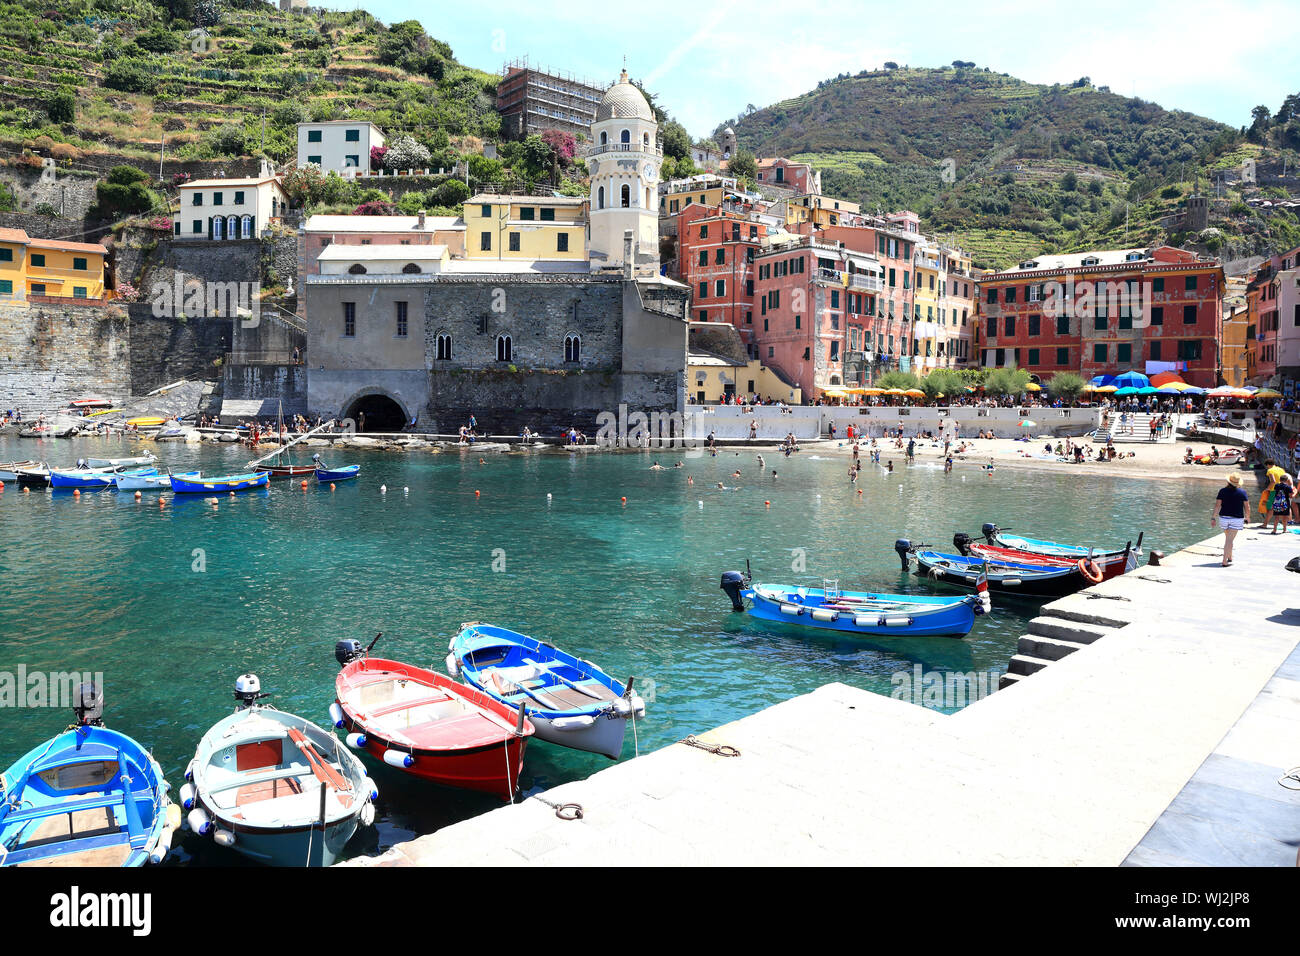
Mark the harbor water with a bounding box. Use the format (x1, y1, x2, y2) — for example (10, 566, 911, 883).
(0, 434, 1212, 862)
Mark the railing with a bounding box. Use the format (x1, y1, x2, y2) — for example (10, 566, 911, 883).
(849, 274, 883, 292)
(225, 351, 303, 366)
(588, 142, 663, 157)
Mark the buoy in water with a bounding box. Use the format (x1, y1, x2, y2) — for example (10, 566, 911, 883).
(380, 484, 386, 494)
(300, 480, 308, 489)
(765, 500, 771, 508)
(621, 496, 627, 504)
(475, 489, 480, 497)
(857, 489, 863, 496)
(698, 500, 703, 509)
(73, 489, 80, 497)
(403, 486, 409, 494)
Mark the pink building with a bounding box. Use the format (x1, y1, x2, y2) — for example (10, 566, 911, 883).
(755, 158, 820, 195)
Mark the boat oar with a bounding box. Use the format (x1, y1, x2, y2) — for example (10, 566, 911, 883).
(522, 658, 604, 701)
(490, 671, 565, 711)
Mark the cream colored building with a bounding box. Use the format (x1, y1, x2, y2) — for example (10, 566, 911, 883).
(296, 121, 386, 175)
(173, 166, 289, 241)
(586, 70, 660, 275)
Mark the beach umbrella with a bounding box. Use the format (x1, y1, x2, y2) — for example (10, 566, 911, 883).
(1206, 386, 1238, 397)
(1093, 385, 1118, 393)
(1113, 371, 1150, 389)
(1114, 386, 1139, 396)
(903, 389, 925, 398)
(1149, 371, 1185, 387)
(1155, 384, 1184, 394)
(1181, 387, 1206, 395)
(1025, 382, 1042, 391)
(1254, 388, 1283, 398)
(1088, 374, 1116, 388)
(1020, 420, 1036, 427)
(861, 388, 884, 395)
(884, 388, 906, 395)
(1137, 386, 1159, 395)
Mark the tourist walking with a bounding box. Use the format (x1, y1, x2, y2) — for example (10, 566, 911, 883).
(1212, 472, 1248, 566)
(1270, 473, 1295, 534)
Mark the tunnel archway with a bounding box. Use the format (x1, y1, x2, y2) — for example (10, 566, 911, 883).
(343, 392, 408, 433)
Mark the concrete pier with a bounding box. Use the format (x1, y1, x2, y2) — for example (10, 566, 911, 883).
(344, 525, 1300, 867)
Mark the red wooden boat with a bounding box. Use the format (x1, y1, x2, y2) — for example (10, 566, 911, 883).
(332, 641, 533, 800)
(255, 463, 316, 478)
(956, 539, 1136, 582)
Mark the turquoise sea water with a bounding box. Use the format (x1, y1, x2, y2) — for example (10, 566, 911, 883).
(0, 434, 1211, 862)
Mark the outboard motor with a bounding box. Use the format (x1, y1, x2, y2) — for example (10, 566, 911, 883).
(335, 639, 364, 666)
(980, 522, 999, 542)
(953, 532, 973, 556)
(894, 539, 913, 570)
(73, 681, 103, 727)
(233, 673, 268, 709)
(720, 571, 747, 611)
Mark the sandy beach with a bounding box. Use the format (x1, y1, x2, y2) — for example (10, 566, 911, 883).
(811, 433, 1263, 484)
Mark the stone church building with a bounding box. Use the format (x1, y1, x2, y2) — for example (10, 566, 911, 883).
(302, 71, 688, 435)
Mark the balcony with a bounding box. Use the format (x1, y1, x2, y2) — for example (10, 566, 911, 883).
(589, 142, 663, 157)
(848, 273, 882, 292)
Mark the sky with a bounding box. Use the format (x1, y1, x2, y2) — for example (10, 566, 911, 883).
(352, 0, 1299, 139)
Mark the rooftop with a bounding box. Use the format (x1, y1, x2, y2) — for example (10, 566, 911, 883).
(469, 193, 586, 206)
(304, 214, 464, 233)
(316, 244, 448, 262)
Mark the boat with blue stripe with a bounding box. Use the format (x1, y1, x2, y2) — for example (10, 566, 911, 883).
(50, 466, 157, 490)
(312, 454, 359, 483)
(0, 685, 179, 867)
(168, 471, 269, 493)
(448, 623, 644, 760)
(979, 522, 1143, 560)
(723, 566, 988, 639)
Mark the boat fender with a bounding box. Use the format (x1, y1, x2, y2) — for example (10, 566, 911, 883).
(165, 803, 182, 831)
(551, 714, 596, 732)
(328, 702, 346, 728)
(612, 697, 632, 716)
(445, 653, 460, 679)
(811, 608, 839, 622)
(360, 802, 376, 827)
(186, 808, 211, 836)
(973, 601, 988, 616)
(853, 614, 874, 627)
(213, 828, 236, 848)
(779, 603, 803, 615)
(1003, 577, 1022, 587)
(631, 694, 646, 718)
(383, 749, 414, 769)
(179, 782, 196, 810)
(148, 827, 173, 864)
(883, 615, 913, 627)
(346, 732, 367, 750)
(362, 776, 379, 802)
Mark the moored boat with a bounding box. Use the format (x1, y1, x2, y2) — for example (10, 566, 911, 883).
(168, 471, 269, 493)
(257, 463, 316, 478)
(332, 636, 533, 799)
(978, 523, 1143, 560)
(953, 534, 1138, 583)
(0, 460, 38, 481)
(448, 623, 644, 760)
(50, 466, 157, 490)
(182, 674, 377, 867)
(0, 683, 180, 867)
(723, 565, 989, 638)
(84, 453, 156, 469)
(312, 454, 359, 482)
(15, 464, 51, 487)
(115, 470, 198, 492)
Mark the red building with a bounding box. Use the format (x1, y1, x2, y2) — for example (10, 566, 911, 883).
(676, 204, 768, 346)
(976, 246, 1224, 388)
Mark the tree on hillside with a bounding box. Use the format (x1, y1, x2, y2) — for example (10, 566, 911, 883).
(383, 135, 432, 171)
(1060, 170, 1078, 191)
(46, 87, 74, 125)
(729, 149, 758, 182)
(660, 120, 691, 161)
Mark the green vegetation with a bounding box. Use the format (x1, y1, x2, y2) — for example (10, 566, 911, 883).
(982, 366, 1031, 396)
(1046, 371, 1086, 402)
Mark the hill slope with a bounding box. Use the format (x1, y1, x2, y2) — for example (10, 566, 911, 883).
(725, 66, 1300, 268)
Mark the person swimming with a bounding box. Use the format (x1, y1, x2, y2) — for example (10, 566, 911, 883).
(649, 462, 665, 470)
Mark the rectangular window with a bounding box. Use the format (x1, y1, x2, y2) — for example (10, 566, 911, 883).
(307, 130, 322, 143)
(30, 283, 44, 295)
(193, 193, 203, 206)
(480, 232, 491, 251)
(1006, 286, 1017, 303)
(1150, 340, 1162, 361)
(72, 257, 87, 271)
(213, 192, 223, 206)
(1178, 339, 1202, 360)
(794, 315, 801, 330)
(396, 301, 408, 337)
(1093, 343, 1107, 363)
(699, 225, 708, 238)
(830, 341, 839, 360)
(343, 303, 356, 337)
(234, 191, 245, 205)
(29, 252, 43, 267)
(1056, 314, 1068, 335)
(1117, 343, 1132, 364)
(520, 207, 535, 220)
(307, 156, 321, 166)
(0, 280, 11, 294)
(1028, 348, 1039, 366)
(1094, 314, 1107, 331)
(1119, 313, 1133, 330)
(1028, 314, 1040, 336)
(345, 128, 360, 142)
(73, 286, 87, 299)
(1151, 306, 1163, 326)
(986, 287, 997, 304)
(345, 155, 359, 167)
(0, 248, 12, 263)
(174, 222, 180, 236)
(557, 233, 569, 252)
(193, 220, 202, 234)
(1004, 316, 1015, 337)
(746, 312, 752, 325)
(481, 205, 492, 218)
(1183, 305, 1196, 325)
(889, 268, 896, 287)
(541, 208, 555, 221)
(508, 233, 520, 252)
(715, 248, 725, 265)
(1153, 277, 1164, 293)
(746, 280, 753, 296)
(831, 290, 840, 309)
(715, 280, 725, 297)
(700, 282, 708, 299)
(1185, 275, 1197, 291)
(1056, 347, 1069, 366)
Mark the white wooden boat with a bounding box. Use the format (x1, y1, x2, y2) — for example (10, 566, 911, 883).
(115, 470, 198, 491)
(85, 453, 156, 469)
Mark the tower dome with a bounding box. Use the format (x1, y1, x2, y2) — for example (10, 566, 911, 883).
(595, 69, 653, 122)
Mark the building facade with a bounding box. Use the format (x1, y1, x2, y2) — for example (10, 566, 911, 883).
(173, 170, 289, 242)
(676, 204, 768, 341)
(496, 59, 604, 141)
(296, 121, 386, 174)
(0, 228, 110, 302)
(463, 194, 587, 263)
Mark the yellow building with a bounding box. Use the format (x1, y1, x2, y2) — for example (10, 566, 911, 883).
(688, 351, 802, 404)
(463, 194, 587, 262)
(659, 176, 737, 217)
(780, 194, 861, 229)
(0, 228, 109, 302)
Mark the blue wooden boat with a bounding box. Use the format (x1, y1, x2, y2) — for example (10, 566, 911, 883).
(722, 565, 989, 638)
(905, 547, 1081, 598)
(168, 470, 269, 493)
(312, 454, 359, 482)
(50, 466, 157, 490)
(182, 675, 377, 867)
(448, 624, 644, 760)
(116, 470, 198, 492)
(979, 523, 1143, 559)
(0, 685, 180, 867)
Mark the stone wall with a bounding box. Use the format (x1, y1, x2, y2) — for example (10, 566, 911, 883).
(0, 302, 131, 414)
(126, 305, 231, 394)
(222, 363, 307, 413)
(0, 165, 101, 220)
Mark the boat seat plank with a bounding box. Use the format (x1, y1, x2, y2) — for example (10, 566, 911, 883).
(5, 830, 130, 867)
(207, 763, 313, 795)
(0, 791, 125, 826)
(396, 712, 512, 750)
(538, 685, 619, 709)
(236, 776, 304, 806)
(361, 694, 454, 720)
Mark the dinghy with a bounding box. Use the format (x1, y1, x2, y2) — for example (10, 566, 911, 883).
(898, 543, 1089, 598)
(182, 674, 377, 867)
(14, 464, 51, 487)
(977, 523, 1143, 561)
(116, 470, 198, 492)
(0, 683, 179, 867)
(448, 624, 644, 760)
(168, 471, 269, 493)
(50, 466, 157, 490)
(0, 460, 37, 481)
(332, 635, 533, 799)
(84, 453, 155, 469)
(312, 454, 359, 482)
(723, 564, 988, 638)
(952, 534, 1138, 583)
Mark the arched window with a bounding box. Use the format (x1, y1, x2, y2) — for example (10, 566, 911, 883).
(401, 262, 421, 274)
(347, 263, 367, 274)
(620, 129, 630, 144)
(496, 334, 512, 362)
(226, 215, 238, 240)
(597, 186, 605, 210)
(436, 332, 452, 361)
(241, 215, 253, 239)
(212, 217, 223, 240)
(600, 131, 608, 146)
(643, 132, 650, 146)
(645, 186, 651, 208)
(621, 184, 630, 208)
(564, 334, 580, 363)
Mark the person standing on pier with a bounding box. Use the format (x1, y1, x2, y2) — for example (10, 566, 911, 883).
(1212, 473, 1249, 566)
